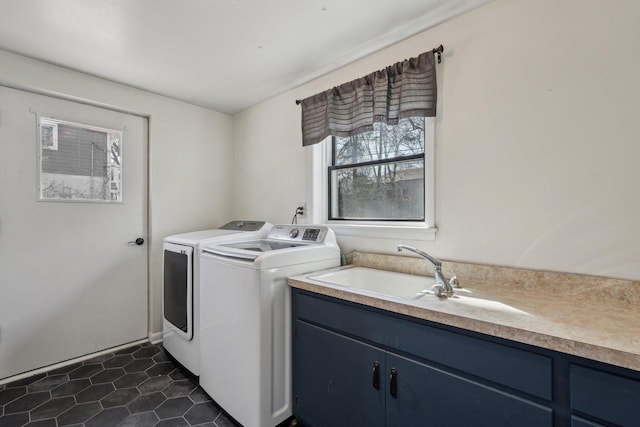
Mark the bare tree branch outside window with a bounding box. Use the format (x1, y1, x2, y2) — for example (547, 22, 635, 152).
(330, 117, 425, 220)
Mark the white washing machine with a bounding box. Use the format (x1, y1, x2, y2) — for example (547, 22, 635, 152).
(199, 225, 341, 427)
(162, 220, 272, 376)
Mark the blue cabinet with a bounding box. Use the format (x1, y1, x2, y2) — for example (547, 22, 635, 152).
(294, 321, 551, 427)
(385, 352, 551, 426)
(294, 321, 385, 427)
(293, 290, 552, 426)
(292, 289, 640, 427)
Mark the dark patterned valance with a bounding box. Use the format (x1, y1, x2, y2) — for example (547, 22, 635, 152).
(300, 50, 438, 146)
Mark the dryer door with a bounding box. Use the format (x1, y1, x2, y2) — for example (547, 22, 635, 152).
(163, 242, 194, 340)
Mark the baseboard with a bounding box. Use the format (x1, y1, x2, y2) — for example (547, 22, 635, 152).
(0, 338, 148, 386)
(148, 331, 163, 344)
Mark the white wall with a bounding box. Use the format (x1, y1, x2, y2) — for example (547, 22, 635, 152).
(0, 49, 234, 335)
(232, 0, 640, 281)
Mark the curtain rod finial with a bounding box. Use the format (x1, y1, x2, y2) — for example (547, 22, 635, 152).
(432, 45, 444, 64)
(295, 99, 302, 105)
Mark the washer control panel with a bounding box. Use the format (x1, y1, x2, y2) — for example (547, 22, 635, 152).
(302, 228, 320, 241)
(269, 225, 328, 243)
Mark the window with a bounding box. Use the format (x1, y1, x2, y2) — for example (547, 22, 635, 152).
(330, 117, 426, 221)
(38, 117, 122, 202)
(310, 117, 436, 240)
(300, 49, 439, 240)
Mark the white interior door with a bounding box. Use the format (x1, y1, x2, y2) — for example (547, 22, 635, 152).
(0, 86, 148, 380)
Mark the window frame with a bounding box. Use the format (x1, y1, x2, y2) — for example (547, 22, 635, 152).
(309, 117, 437, 241)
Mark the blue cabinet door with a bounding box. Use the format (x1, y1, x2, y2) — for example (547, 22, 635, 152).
(571, 416, 605, 427)
(570, 364, 640, 426)
(293, 320, 386, 427)
(385, 352, 553, 427)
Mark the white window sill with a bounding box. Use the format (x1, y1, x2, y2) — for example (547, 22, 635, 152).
(326, 223, 437, 241)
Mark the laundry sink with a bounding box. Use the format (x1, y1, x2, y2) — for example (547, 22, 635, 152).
(307, 266, 437, 300)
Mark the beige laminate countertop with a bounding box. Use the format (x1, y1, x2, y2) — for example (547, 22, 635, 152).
(288, 263, 640, 372)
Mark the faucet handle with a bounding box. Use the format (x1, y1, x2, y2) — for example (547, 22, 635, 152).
(431, 284, 446, 297)
(449, 276, 461, 288)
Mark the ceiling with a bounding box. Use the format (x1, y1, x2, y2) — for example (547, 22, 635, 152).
(0, 0, 490, 114)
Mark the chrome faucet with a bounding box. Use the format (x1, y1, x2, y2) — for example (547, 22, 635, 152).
(397, 245, 456, 297)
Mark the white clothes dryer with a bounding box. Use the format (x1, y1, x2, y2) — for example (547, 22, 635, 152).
(199, 225, 340, 427)
(162, 220, 272, 376)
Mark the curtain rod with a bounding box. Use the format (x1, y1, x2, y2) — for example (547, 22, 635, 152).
(295, 44, 444, 105)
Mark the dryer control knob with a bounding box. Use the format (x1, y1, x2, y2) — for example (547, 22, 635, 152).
(289, 228, 299, 238)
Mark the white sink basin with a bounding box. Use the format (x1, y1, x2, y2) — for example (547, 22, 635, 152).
(307, 266, 436, 300)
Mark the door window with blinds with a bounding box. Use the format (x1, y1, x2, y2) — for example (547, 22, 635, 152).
(38, 117, 122, 202)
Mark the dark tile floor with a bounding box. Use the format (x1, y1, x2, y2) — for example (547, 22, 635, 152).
(0, 343, 241, 427)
